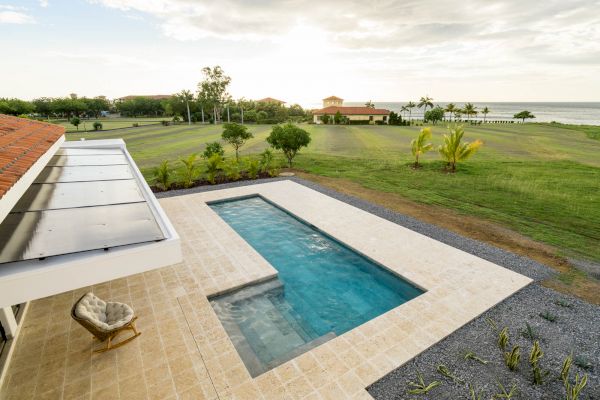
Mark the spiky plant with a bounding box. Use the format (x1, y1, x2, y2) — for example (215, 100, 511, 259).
(407, 371, 441, 395)
(561, 354, 573, 383)
(224, 159, 241, 181)
(438, 125, 483, 171)
(153, 160, 171, 191)
(410, 127, 433, 168)
(565, 373, 588, 400)
(522, 322, 540, 342)
(498, 327, 509, 350)
(436, 364, 463, 383)
(529, 341, 548, 384)
(205, 153, 223, 184)
(539, 311, 557, 322)
(464, 351, 488, 365)
(504, 346, 521, 371)
(179, 153, 200, 188)
(485, 317, 498, 331)
(246, 159, 260, 179)
(495, 381, 518, 399)
(468, 384, 484, 400)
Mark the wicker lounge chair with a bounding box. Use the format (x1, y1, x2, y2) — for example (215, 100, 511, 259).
(71, 292, 141, 353)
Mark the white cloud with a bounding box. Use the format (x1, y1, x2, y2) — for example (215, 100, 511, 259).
(0, 10, 35, 24)
(39, 0, 49, 7)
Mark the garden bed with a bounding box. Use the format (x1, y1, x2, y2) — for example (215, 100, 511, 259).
(150, 172, 279, 193)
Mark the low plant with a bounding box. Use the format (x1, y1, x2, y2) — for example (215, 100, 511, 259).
(93, 121, 102, 131)
(555, 299, 574, 308)
(260, 149, 279, 176)
(203, 141, 225, 159)
(486, 317, 498, 331)
(498, 327, 509, 350)
(179, 153, 200, 188)
(407, 371, 441, 395)
(574, 355, 593, 371)
(468, 383, 484, 400)
(132, 122, 139, 127)
(153, 160, 171, 191)
(539, 311, 557, 322)
(504, 345, 521, 371)
(565, 373, 588, 400)
(204, 154, 222, 184)
(521, 322, 540, 342)
(224, 159, 241, 181)
(529, 341, 549, 384)
(161, 120, 170, 126)
(246, 159, 260, 179)
(561, 354, 573, 383)
(464, 351, 488, 365)
(436, 364, 463, 383)
(494, 380, 518, 399)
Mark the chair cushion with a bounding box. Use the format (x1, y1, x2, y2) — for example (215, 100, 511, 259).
(75, 292, 134, 331)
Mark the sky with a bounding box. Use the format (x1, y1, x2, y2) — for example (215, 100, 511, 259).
(1, 0, 599, 106)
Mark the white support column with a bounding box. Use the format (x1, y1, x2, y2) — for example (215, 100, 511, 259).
(0, 307, 17, 339)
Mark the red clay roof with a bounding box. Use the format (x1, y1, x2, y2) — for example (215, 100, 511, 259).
(257, 97, 285, 104)
(0, 114, 65, 199)
(312, 106, 390, 115)
(323, 96, 343, 101)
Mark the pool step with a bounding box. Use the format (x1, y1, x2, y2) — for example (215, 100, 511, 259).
(265, 331, 337, 370)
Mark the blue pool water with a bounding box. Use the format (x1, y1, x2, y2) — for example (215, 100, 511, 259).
(209, 196, 423, 376)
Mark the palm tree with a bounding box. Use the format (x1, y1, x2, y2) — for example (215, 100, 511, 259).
(418, 96, 434, 121)
(463, 103, 477, 121)
(411, 127, 433, 168)
(481, 106, 490, 123)
(445, 103, 456, 122)
(178, 90, 194, 125)
(438, 125, 483, 172)
(365, 100, 375, 109)
(400, 105, 409, 119)
(406, 101, 416, 122)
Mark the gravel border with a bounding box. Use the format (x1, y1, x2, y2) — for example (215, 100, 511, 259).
(157, 178, 598, 399)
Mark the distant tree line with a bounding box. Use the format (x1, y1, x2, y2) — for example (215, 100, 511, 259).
(0, 95, 111, 118)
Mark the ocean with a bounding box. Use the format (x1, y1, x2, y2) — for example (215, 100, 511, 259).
(305, 102, 600, 126)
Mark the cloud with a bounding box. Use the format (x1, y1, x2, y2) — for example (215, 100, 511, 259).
(39, 0, 49, 7)
(0, 10, 36, 24)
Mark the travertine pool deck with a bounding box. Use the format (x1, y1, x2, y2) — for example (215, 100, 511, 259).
(0, 180, 532, 399)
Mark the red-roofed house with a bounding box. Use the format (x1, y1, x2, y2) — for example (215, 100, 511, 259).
(313, 96, 390, 124)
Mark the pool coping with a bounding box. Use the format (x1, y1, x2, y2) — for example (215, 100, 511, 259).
(158, 180, 535, 399)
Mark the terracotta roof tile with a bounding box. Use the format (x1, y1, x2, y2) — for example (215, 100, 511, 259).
(0, 114, 65, 199)
(312, 106, 390, 115)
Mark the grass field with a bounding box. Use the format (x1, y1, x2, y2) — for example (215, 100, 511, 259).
(55, 117, 168, 132)
(66, 122, 600, 266)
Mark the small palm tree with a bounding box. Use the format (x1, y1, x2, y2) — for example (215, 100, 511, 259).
(445, 103, 456, 122)
(438, 125, 483, 172)
(463, 103, 477, 121)
(482, 106, 490, 123)
(400, 105, 409, 118)
(179, 153, 200, 188)
(411, 127, 433, 168)
(418, 96, 434, 121)
(153, 160, 171, 191)
(406, 101, 416, 121)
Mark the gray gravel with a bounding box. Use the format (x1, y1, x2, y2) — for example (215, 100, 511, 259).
(158, 177, 598, 399)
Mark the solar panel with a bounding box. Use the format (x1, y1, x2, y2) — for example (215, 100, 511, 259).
(0, 203, 164, 263)
(0, 146, 166, 264)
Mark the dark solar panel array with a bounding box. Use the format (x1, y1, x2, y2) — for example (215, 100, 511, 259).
(0, 148, 165, 264)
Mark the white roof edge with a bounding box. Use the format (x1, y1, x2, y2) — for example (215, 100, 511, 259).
(0, 135, 65, 224)
(0, 139, 182, 308)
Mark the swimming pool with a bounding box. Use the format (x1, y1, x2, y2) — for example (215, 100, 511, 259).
(209, 196, 424, 376)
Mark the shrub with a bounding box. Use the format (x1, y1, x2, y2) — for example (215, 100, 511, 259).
(179, 153, 200, 188)
(260, 149, 278, 176)
(224, 159, 241, 181)
(132, 123, 139, 127)
(246, 159, 260, 179)
(203, 141, 224, 159)
(93, 121, 102, 131)
(161, 120, 170, 126)
(205, 154, 222, 184)
(153, 160, 171, 191)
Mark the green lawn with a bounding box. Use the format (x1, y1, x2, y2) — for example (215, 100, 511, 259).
(66, 122, 600, 262)
(55, 117, 168, 133)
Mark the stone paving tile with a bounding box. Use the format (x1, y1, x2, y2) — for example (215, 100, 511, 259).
(0, 180, 531, 400)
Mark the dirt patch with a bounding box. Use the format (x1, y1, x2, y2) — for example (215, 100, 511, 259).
(293, 171, 600, 304)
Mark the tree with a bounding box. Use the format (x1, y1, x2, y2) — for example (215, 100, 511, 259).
(406, 101, 416, 121)
(320, 114, 331, 124)
(70, 116, 81, 130)
(221, 123, 253, 161)
(203, 141, 224, 159)
(411, 127, 433, 168)
(438, 125, 483, 172)
(266, 123, 311, 167)
(418, 96, 434, 120)
(463, 103, 477, 121)
(365, 100, 375, 109)
(389, 111, 402, 125)
(400, 105, 408, 119)
(424, 106, 444, 124)
(444, 103, 456, 122)
(197, 66, 231, 124)
(514, 110, 535, 122)
(178, 90, 194, 125)
(334, 111, 342, 124)
(481, 106, 490, 123)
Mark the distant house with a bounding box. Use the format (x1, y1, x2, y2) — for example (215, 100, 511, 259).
(116, 94, 172, 102)
(257, 97, 286, 105)
(313, 96, 390, 124)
